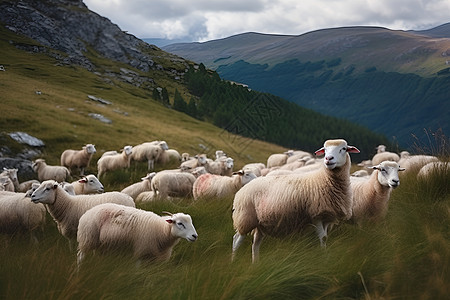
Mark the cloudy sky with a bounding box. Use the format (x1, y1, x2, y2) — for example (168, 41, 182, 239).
(83, 0, 450, 42)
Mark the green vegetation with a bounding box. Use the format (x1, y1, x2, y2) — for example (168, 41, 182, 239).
(1, 164, 449, 299)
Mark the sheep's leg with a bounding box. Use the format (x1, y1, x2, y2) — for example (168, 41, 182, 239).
(231, 232, 245, 262)
(313, 219, 328, 247)
(77, 250, 85, 269)
(252, 228, 264, 263)
(148, 159, 154, 171)
(80, 167, 85, 176)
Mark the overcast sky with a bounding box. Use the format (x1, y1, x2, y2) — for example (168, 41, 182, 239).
(83, 0, 450, 42)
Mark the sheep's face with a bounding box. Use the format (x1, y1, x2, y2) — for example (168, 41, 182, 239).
(123, 146, 133, 156)
(225, 158, 234, 169)
(239, 170, 257, 186)
(197, 154, 207, 165)
(159, 141, 169, 151)
(86, 144, 96, 154)
(315, 139, 360, 170)
(373, 161, 405, 188)
(167, 213, 198, 242)
(2, 168, 18, 183)
(31, 180, 58, 204)
(80, 175, 104, 193)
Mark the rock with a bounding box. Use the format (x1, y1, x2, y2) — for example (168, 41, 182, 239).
(88, 113, 112, 124)
(8, 132, 45, 147)
(87, 95, 112, 105)
(0, 158, 36, 181)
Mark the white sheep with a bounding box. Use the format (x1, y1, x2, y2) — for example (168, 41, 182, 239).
(32, 159, 70, 182)
(60, 144, 96, 176)
(30, 180, 135, 243)
(232, 139, 360, 262)
(97, 145, 133, 178)
(351, 169, 370, 177)
(0, 175, 14, 191)
(398, 151, 439, 173)
(0, 191, 46, 239)
(350, 161, 405, 225)
(60, 182, 76, 195)
(181, 152, 191, 162)
(285, 150, 314, 164)
(193, 169, 257, 200)
(266, 150, 294, 168)
(0, 168, 40, 192)
(130, 142, 162, 171)
(371, 151, 400, 166)
(71, 174, 104, 194)
(242, 163, 266, 177)
(151, 171, 196, 199)
(205, 157, 234, 176)
(417, 161, 450, 179)
(77, 204, 198, 266)
(180, 154, 207, 171)
(121, 172, 156, 200)
(135, 191, 156, 203)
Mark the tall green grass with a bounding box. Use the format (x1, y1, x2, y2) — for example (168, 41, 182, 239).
(1, 165, 448, 300)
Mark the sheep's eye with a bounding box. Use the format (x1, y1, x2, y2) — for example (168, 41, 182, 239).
(177, 222, 186, 229)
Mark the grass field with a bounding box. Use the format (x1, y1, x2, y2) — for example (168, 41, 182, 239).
(0, 165, 449, 300)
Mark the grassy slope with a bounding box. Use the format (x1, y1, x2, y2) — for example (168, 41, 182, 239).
(0, 26, 286, 174)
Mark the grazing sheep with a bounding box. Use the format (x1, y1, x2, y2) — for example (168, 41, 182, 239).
(151, 171, 196, 199)
(61, 144, 96, 176)
(417, 161, 450, 179)
(0, 191, 46, 239)
(350, 161, 405, 225)
(71, 174, 104, 194)
(193, 169, 257, 200)
(130, 142, 162, 171)
(1, 168, 40, 192)
(77, 204, 198, 266)
(32, 159, 70, 182)
(121, 172, 156, 200)
(30, 180, 135, 242)
(232, 139, 360, 262)
(266, 150, 294, 168)
(97, 146, 133, 178)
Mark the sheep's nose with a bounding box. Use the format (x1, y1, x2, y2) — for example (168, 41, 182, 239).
(325, 156, 334, 161)
(192, 234, 198, 240)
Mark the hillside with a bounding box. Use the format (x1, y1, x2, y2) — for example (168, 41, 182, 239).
(0, 0, 390, 166)
(163, 26, 450, 148)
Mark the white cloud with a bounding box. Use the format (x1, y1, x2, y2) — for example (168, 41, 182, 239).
(83, 0, 450, 40)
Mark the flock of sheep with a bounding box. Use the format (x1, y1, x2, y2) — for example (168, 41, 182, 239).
(0, 138, 447, 265)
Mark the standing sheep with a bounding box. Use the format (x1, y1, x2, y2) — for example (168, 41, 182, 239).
(151, 171, 196, 199)
(61, 144, 96, 176)
(77, 204, 198, 266)
(97, 146, 133, 178)
(232, 139, 360, 262)
(0, 191, 46, 240)
(71, 174, 104, 194)
(398, 151, 439, 173)
(130, 142, 163, 171)
(350, 161, 405, 225)
(1, 168, 40, 192)
(193, 169, 257, 200)
(32, 159, 70, 182)
(121, 172, 156, 200)
(30, 180, 135, 243)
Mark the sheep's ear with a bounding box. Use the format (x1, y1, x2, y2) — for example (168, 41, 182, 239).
(232, 170, 244, 176)
(314, 147, 325, 156)
(78, 177, 88, 183)
(166, 219, 174, 224)
(371, 165, 380, 170)
(346, 146, 360, 153)
(52, 182, 59, 189)
(399, 167, 406, 172)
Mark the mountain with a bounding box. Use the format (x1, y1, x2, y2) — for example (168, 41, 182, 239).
(0, 0, 389, 163)
(142, 38, 193, 48)
(163, 26, 450, 148)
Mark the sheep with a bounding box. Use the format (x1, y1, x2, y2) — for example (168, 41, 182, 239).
(371, 151, 400, 166)
(193, 169, 257, 200)
(0, 191, 46, 240)
(205, 157, 234, 176)
(417, 161, 450, 180)
(0, 168, 40, 192)
(279, 157, 313, 171)
(130, 142, 162, 171)
(349, 161, 405, 225)
(135, 191, 156, 203)
(60, 144, 96, 176)
(60, 182, 76, 195)
(242, 163, 266, 177)
(0, 175, 14, 192)
(215, 150, 227, 161)
(266, 169, 294, 176)
(151, 171, 196, 199)
(351, 169, 370, 177)
(166, 149, 182, 162)
(285, 150, 314, 164)
(97, 145, 133, 178)
(32, 159, 70, 182)
(398, 151, 439, 173)
(266, 150, 294, 168)
(76, 204, 198, 266)
(190, 166, 208, 178)
(71, 174, 104, 194)
(231, 139, 360, 262)
(180, 154, 207, 171)
(181, 152, 191, 162)
(121, 172, 156, 200)
(30, 180, 135, 243)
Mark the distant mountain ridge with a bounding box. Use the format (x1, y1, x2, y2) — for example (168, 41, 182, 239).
(163, 24, 450, 147)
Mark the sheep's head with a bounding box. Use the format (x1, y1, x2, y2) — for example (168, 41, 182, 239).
(31, 180, 59, 204)
(85, 144, 96, 154)
(2, 168, 18, 183)
(372, 161, 405, 188)
(197, 154, 207, 165)
(164, 212, 198, 242)
(123, 145, 133, 156)
(234, 169, 257, 186)
(159, 141, 169, 151)
(315, 139, 360, 170)
(79, 174, 104, 193)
